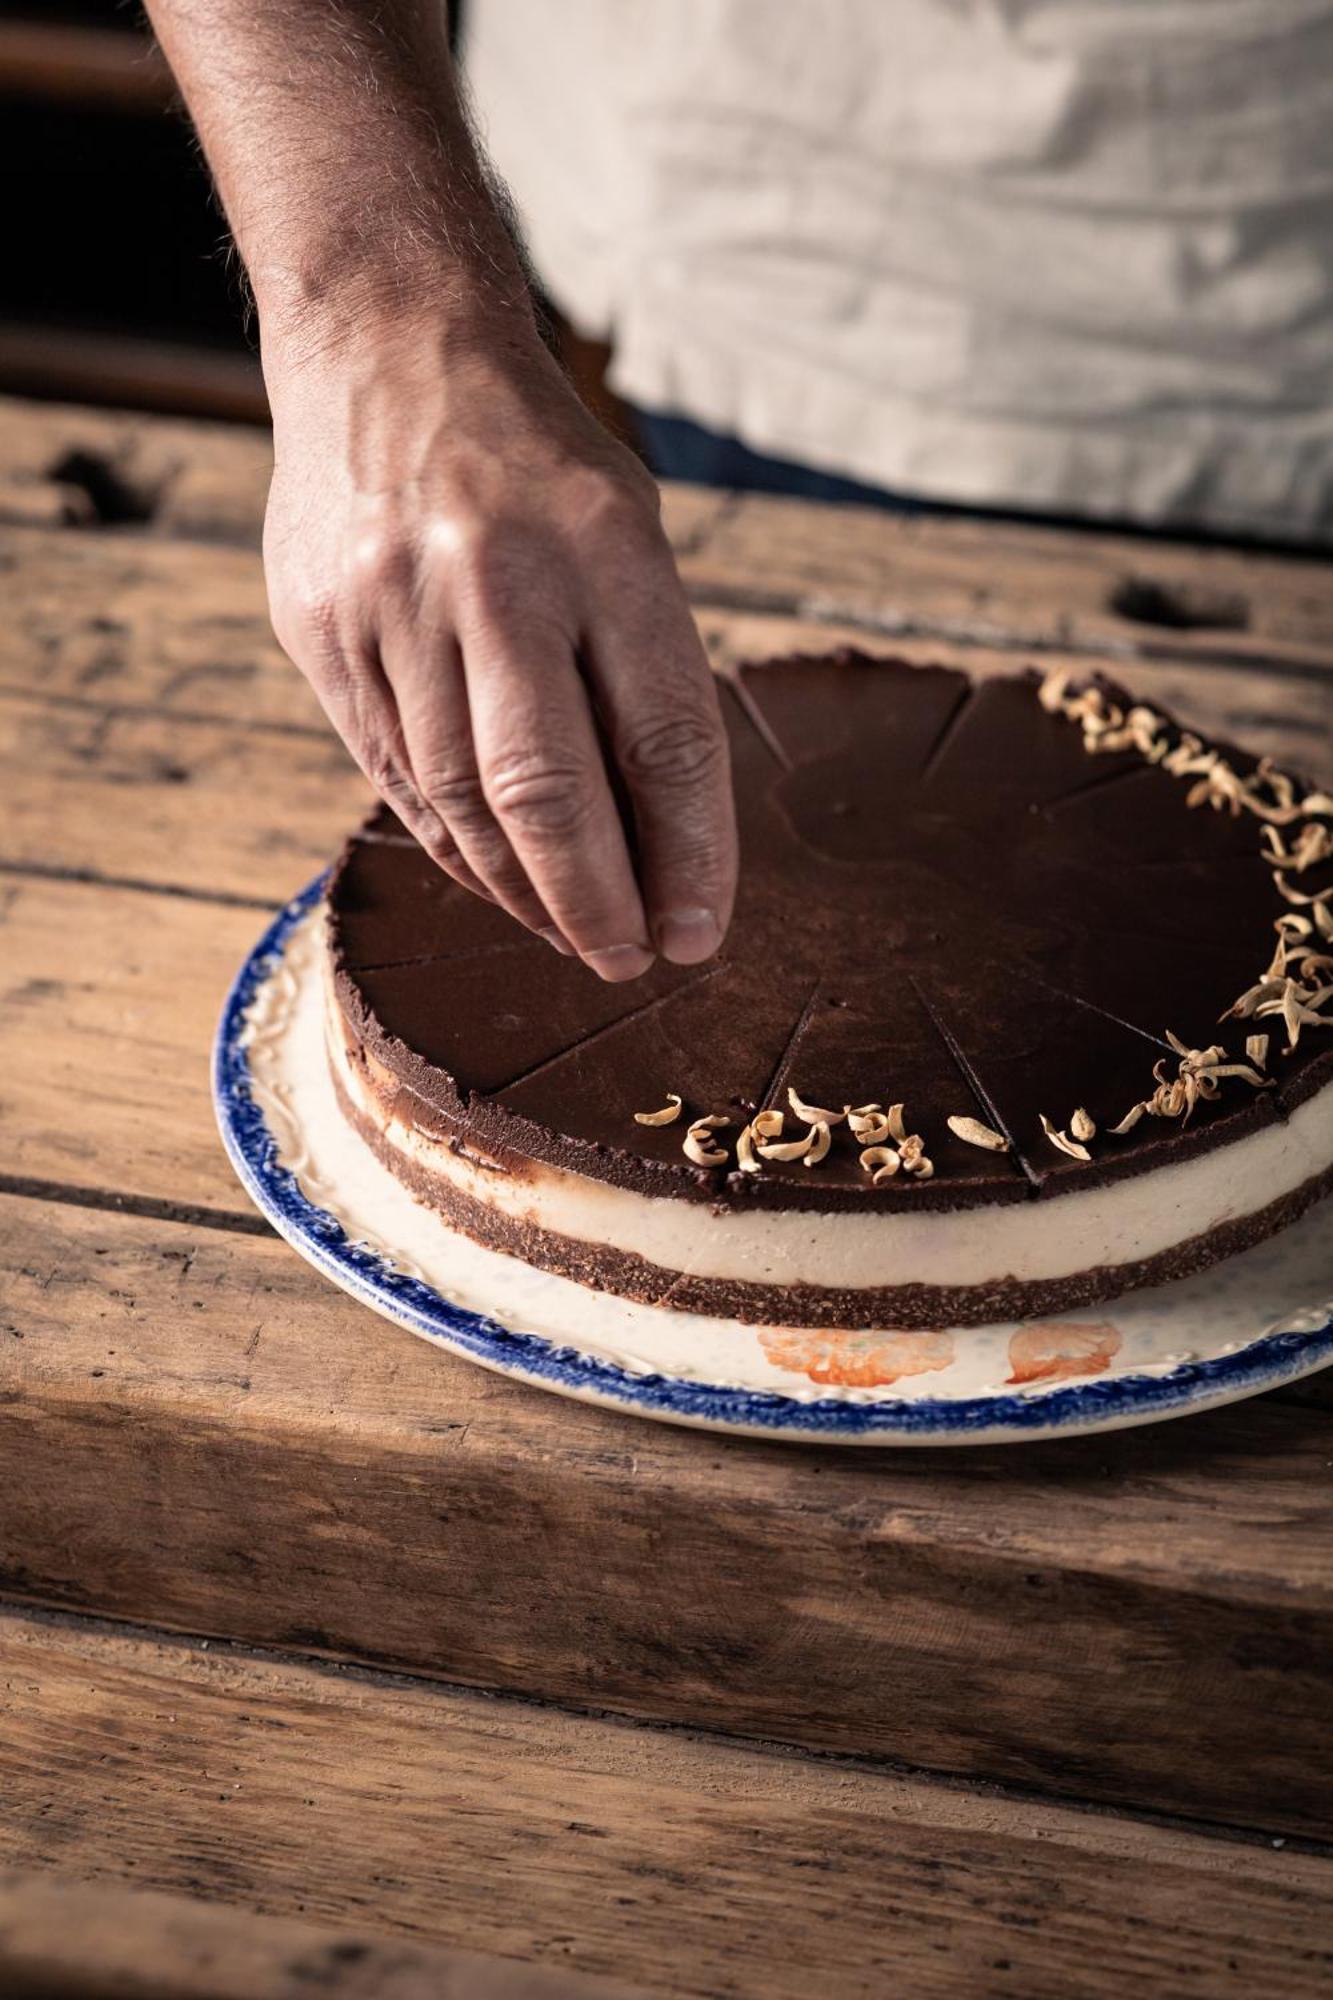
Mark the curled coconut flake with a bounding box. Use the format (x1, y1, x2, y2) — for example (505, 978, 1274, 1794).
(735, 1124, 762, 1175)
(1070, 1107, 1097, 1142)
(802, 1121, 832, 1167)
(946, 1114, 1009, 1153)
(787, 1087, 845, 1127)
(634, 1093, 682, 1127)
(859, 1145, 900, 1185)
(752, 1108, 785, 1141)
(683, 1115, 731, 1168)
(886, 1103, 908, 1144)
(1040, 1113, 1091, 1163)
(1109, 1101, 1147, 1136)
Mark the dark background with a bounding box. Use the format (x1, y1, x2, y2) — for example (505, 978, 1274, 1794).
(0, 1, 268, 416)
(0, 1, 632, 435)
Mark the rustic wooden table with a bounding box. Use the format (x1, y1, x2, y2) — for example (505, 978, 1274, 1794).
(0, 394, 1331, 1999)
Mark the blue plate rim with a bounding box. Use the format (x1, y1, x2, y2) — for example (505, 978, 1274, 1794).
(212, 875, 1333, 1441)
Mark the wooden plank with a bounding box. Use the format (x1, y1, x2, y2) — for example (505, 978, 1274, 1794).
(0, 877, 267, 1213)
(2, 1192, 1332, 1837)
(0, 330, 270, 431)
(0, 687, 367, 903)
(4, 392, 1333, 680)
(0, 537, 1326, 918)
(681, 489, 1333, 675)
(0, 1869, 646, 2000)
(0, 403, 726, 554)
(0, 403, 272, 544)
(3, 525, 1329, 781)
(0, 23, 173, 115)
(2, 1611, 1331, 2000)
(0, 526, 318, 728)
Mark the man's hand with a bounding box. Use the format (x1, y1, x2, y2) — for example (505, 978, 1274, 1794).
(265, 315, 736, 978)
(143, 0, 737, 979)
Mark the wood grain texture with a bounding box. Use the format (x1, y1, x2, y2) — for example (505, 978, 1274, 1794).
(0, 1869, 646, 2000)
(2, 1611, 1331, 2000)
(0, 524, 319, 728)
(2, 393, 1332, 1957)
(4, 393, 1333, 682)
(0, 876, 267, 1212)
(0, 401, 725, 555)
(0, 686, 366, 903)
(0, 401, 273, 543)
(682, 489, 1333, 675)
(2, 1191, 1331, 1837)
(2, 524, 1328, 779)
(0, 527, 1326, 922)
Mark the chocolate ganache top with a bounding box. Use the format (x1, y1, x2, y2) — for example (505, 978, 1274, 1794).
(328, 653, 1333, 1212)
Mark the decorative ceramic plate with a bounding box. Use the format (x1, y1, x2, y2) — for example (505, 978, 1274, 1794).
(214, 877, 1333, 1445)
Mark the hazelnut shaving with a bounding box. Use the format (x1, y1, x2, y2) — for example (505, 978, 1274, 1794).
(896, 1133, 933, 1178)
(1186, 761, 1246, 816)
(848, 1108, 893, 1144)
(787, 1087, 845, 1126)
(1040, 1113, 1091, 1163)
(1069, 1107, 1097, 1142)
(1262, 821, 1333, 874)
(1274, 873, 1330, 909)
(946, 1114, 1009, 1153)
(633, 1093, 682, 1127)
(802, 1121, 832, 1166)
(683, 1115, 731, 1168)
(756, 1131, 815, 1163)
(859, 1145, 900, 1185)
(1038, 671, 1072, 715)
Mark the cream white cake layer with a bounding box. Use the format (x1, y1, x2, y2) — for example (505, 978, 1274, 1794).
(326, 969, 1333, 1294)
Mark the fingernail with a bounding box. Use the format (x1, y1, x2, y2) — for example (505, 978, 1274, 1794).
(585, 943, 655, 982)
(656, 906, 721, 965)
(539, 926, 576, 957)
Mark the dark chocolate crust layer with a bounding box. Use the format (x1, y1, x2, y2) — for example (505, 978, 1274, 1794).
(331, 1058, 1333, 1329)
(328, 653, 1333, 1214)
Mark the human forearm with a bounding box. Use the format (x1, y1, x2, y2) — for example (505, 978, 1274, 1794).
(143, 0, 738, 978)
(143, 0, 533, 362)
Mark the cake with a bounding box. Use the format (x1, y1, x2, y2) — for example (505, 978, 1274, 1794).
(323, 653, 1333, 1330)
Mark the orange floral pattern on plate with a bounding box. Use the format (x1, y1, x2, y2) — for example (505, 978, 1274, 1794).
(759, 1327, 955, 1389)
(1006, 1321, 1122, 1386)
